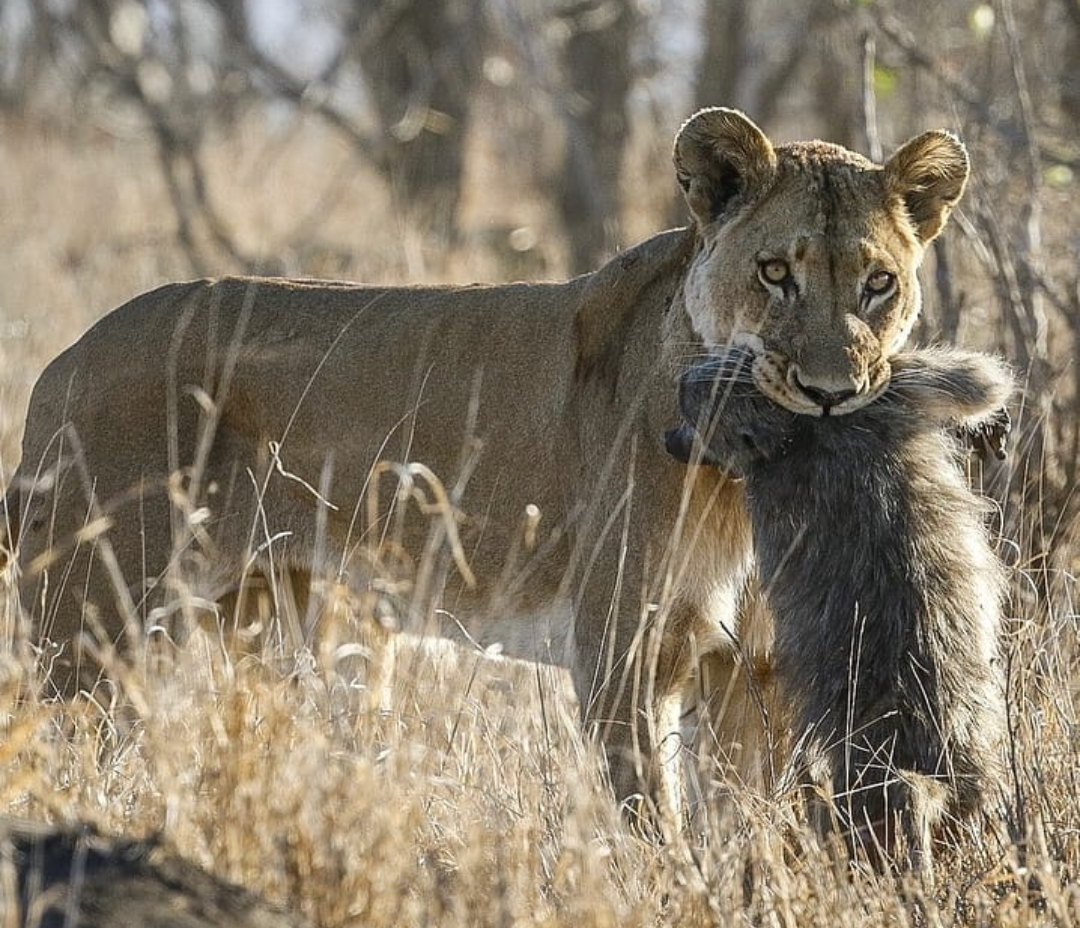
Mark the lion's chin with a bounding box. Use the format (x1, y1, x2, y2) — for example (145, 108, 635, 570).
(819, 381, 891, 416)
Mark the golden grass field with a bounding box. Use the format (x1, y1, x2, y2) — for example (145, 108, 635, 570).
(1, 110, 1079, 926)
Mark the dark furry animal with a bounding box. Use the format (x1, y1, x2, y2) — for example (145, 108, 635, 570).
(1, 818, 307, 928)
(668, 345, 1012, 867)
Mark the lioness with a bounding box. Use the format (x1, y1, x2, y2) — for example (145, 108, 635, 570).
(1, 109, 969, 823)
(671, 345, 1010, 867)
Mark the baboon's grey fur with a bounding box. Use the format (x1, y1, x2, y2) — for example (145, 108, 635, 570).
(672, 345, 1012, 866)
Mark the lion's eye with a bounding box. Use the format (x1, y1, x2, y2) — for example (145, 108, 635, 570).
(865, 270, 896, 296)
(758, 259, 791, 286)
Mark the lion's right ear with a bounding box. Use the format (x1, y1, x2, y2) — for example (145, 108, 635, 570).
(673, 108, 777, 226)
(883, 130, 970, 244)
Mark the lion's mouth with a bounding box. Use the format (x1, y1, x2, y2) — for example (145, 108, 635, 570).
(758, 357, 891, 416)
(730, 334, 891, 416)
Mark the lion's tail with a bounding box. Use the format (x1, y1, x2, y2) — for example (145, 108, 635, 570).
(0, 484, 19, 573)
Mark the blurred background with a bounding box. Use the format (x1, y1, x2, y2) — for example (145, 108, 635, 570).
(0, 0, 1078, 557)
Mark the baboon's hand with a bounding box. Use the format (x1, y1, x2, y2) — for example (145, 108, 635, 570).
(956, 405, 1011, 461)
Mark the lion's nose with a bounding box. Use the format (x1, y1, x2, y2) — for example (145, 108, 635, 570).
(792, 374, 858, 412)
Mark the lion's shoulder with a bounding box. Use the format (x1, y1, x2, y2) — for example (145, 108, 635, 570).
(574, 227, 698, 384)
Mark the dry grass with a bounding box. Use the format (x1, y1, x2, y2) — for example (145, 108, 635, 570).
(1, 111, 1079, 926)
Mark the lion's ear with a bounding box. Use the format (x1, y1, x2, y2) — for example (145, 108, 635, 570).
(884, 130, 970, 244)
(673, 108, 777, 226)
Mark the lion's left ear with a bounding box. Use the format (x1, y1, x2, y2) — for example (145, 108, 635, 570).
(673, 108, 777, 226)
(883, 130, 970, 244)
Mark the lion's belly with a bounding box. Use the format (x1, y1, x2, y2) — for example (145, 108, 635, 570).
(432, 595, 577, 667)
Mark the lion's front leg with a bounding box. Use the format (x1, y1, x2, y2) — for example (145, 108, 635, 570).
(569, 596, 711, 838)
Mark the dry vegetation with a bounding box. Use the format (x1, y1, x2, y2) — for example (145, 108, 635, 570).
(2, 3, 1080, 924)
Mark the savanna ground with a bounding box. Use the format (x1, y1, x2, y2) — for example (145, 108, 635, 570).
(2, 7, 1080, 924)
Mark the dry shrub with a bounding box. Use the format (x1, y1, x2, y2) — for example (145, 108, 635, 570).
(2, 504, 1078, 925)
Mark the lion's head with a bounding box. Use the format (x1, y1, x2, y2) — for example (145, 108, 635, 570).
(673, 108, 969, 416)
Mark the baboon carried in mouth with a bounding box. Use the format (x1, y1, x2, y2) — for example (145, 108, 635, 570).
(669, 345, 1011, 867)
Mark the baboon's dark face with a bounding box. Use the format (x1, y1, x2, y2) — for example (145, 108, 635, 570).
(670, 345, 804, 477)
